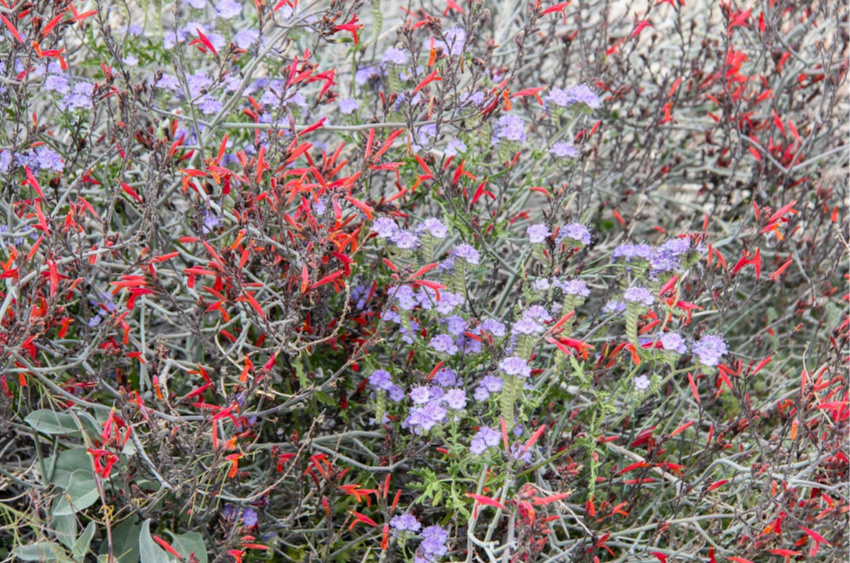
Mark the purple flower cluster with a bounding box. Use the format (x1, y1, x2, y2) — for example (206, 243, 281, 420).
(527, 223, 551, 243)
(469, 426, 501, 454)
(624, 286, 655, 307)
(557, 223, 592, 246)
(452, 244, 480, 265)
(511, 319, 544, 336)
(613, 243, 653, 262)
(390, 513, 421, 535)
(419, 525, 449, 560)
(693, 335, 728, 367)
(499, 356, 531, 378)
(368, 370, 405, 402)
(474, 375, 503, 400)
(634, 375, 651, 391)
(550, 142, 579, 159)
(545, 84, 601, 109)
(554, 279, 590, 297)
(492, 114, 526, 143)
(659, 332, 688, 354)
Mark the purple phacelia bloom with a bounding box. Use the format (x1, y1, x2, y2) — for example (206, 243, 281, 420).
(382, 48, 409, 65)
(522, 306, 551, 323)
(45, 75, 70, 94)
(500, 356, 531, 378)
(659, 332, 688, 354)
(156, 74, 181, 91)
(634, 375, 651, 391)
(183, 0, 205, 8)
(233, 29, 259, 49)
(510, 442, 533, 463)
(390, 514, 421, 534)
(613, 243, 653, 262)
(546, 87, 571, 108)
(555, 279, 590, 297)
(0, 151, 11, 174)
(444, 138, 467, 157)
(186, 73, 212, 98)
(60, 82, 95, 110)
(558, 223, 592, 246)
(470, 426, 501, 454)
(460, 336, 482, 355)
(33, 147, 64, 172)
(241, 508, 258, 527)
(429, 27, 466, 56)
(569, 84, 601, 108)
(419, 217, 448, 239)
(88, 315, 102, 328)
(355, 66, 380, 85)
(406, 402, 447, 433)
(420, 525, 449, 558)
(533, 278, 551, 291)
(511, 319, 544, 336)
(443, 315, 467, 336)
(493, 114, 526, 143)
(624, 286, 655, 307)
(390, 285, 418, 311)
(410, 386, 432, 405)
(122, 55, 138, 66)
(604, 300, 626, 314)
(369, 370, 393, 390)
(391, 230, 420, 250)
(479, 318, 506, 338)
(659, 238, 691, 256)
(338, 99, 359, 114)
(216, 0, 241, 18)
(550, 142, 579, 159)
(128, 24, 143, 35)
(429, 334, 459, 356)
(443, 388, 467, 410)
(196, 95, 222, 115)
(382, 310, 401, 323)
(434, 291, 465, 314)
(693, 335, 728, 367)
(415, 124, 437, 148)
(387, 385, 405, 402)
(452, 244, 480, 265)
(371, 217, 399, 238)
(202, 210, 220, 234)
(433, 367, 458, 387)
(527, 223, 551, 243)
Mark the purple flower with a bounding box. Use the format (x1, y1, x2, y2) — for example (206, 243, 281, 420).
(433, 367, 458, 387)
(196, 95, 222, 115)
(387, 385, 405, 402)
(338, 99, 360, 114)
(550, 142, 579, 159)
(156, 74, 181, 92)
(429, 27, 466, 56)
(511, 319, 544, 336)
(355, 66, 381, 85)
(613, 243, 653, 262)
(522, 306, 551, 323)
(470, 426, 501, 454)
(433, 290, 465, 314)
(420, 525, 449, 558)
(390, 285, 418, 311)
(500, 356, 531, 377)
(122, 55, 138, 66)
(410, 386, 432, 405)
(604, 300, 626, 314)
(443, 389, 467, 410)
(527, 223, 551, 243)
(480, 318, 506, 337)
(659, 238, 691, 256)
(202, 210, 220, 234)
(183, 0, 205, 8)
(510, 442, 533, 463)
(60, 82, 95, 110)
(88, 315, 102, 328)
(569, 84, 601, 108)
(555, 279, 590, 297)
(33, 147, 64, 172)
(444, 138, 467, 157)
(382, 48, 409, 65)
(406, 402, 447, 433)
(233, 29, 259, 49)
(390, 514, 421, 534)
(557, 223, 592, 246)
(693, 335, 728, 367)
(443, 315, 467, 336)
(430, 334, 459, 356)
(493, 114, 526, 143)
(634, 375, 651, 391)
(241, 508, 258, 527)
(546, 87, 571, 108)
(371, 217, 399, 238)
(369, 370, 393, 390)
(45, 75, 70, 94)
(216, 0, 242, 18)
(391, 230, 420, 250)
(0, 151, 11, 174)
(419, 218, 448, 239)
(452, 244, 480, 265)
(659, 332, 687, 354)
(624, 286, 655, 307)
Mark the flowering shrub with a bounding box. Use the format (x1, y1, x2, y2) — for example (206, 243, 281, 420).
(0, 0, 847, 562)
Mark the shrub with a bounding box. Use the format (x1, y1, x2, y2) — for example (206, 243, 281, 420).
(0, 0, 847, 561)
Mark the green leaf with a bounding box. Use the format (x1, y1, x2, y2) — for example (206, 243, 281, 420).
(99, 519, 141, 563)
(53, 514, 77, 550)
(139, 519, 172, 563)
(73, 522, 96, 561)
(169, 532, 207, 563)
(44, 448, 99, 516)
(13, 542, 72, 562)
(26, 410, 78, 435)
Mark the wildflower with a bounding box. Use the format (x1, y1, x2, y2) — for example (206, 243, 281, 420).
(368, 370, 394, 390)
(419, 218, 448, 239)
(389, 514, 421, 534)
(122, 55, 138, 66)
(624, 286, 655, 307)
(371, 217, 399, 238)
(410, 386, 432, 405)
(338, 99, 360, 114)
(430, 27, 466, 56)
(33, 147, 64, 172)
(355, 66, 381, 85)
(452, 244, 480, 265)
(390, 230, 420, 250)
(527, 223, 551, 244)
(603, 300, 626, 314)
(390, 285, 418, 311)
(241, 508, 258, 527)
(60, 82, 95, 110)
(443, 315, 467, 336)
(196, 95, 223, 115)
(215, 0, 242, 18)
(443, 389, 467, 410)
(45, 74, 70, 94)
(533, 279, 551, 291)
(492, 114, 526, 143)
(406, 402, 447, 433)
(522, 306, 552, 323)
(444, 138, 467, 157)
(511, 319, 544, 336)
(550, 142, 579, 159)
(545, 87, 572, 108)
(659, 332, 688, 354)
(382, 48, 409, 65)
(202, 210, 220, 234)
(693, 335, 728, 367)
(434, 291, 465, 314)
(568, 84, 601, 108)
(0, 151, 10, 174)
(634, 375, 651, 391)
(429, 334, 459, 356)
(420, 525, 449, 558)
(433, 367, 458, 387)
(613, 243, 653, 262)
(470, 426, 501, 454)
(555, 279, 590, 297)
(233, 29, 259, 49)
(509, 442, 533, 463)
(480, 318, 507, 337)
(387, 385, 405, 402)
(499, 356, 531, 378)
(155, 74, 182, 92)
(557, 223, 592, 246)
